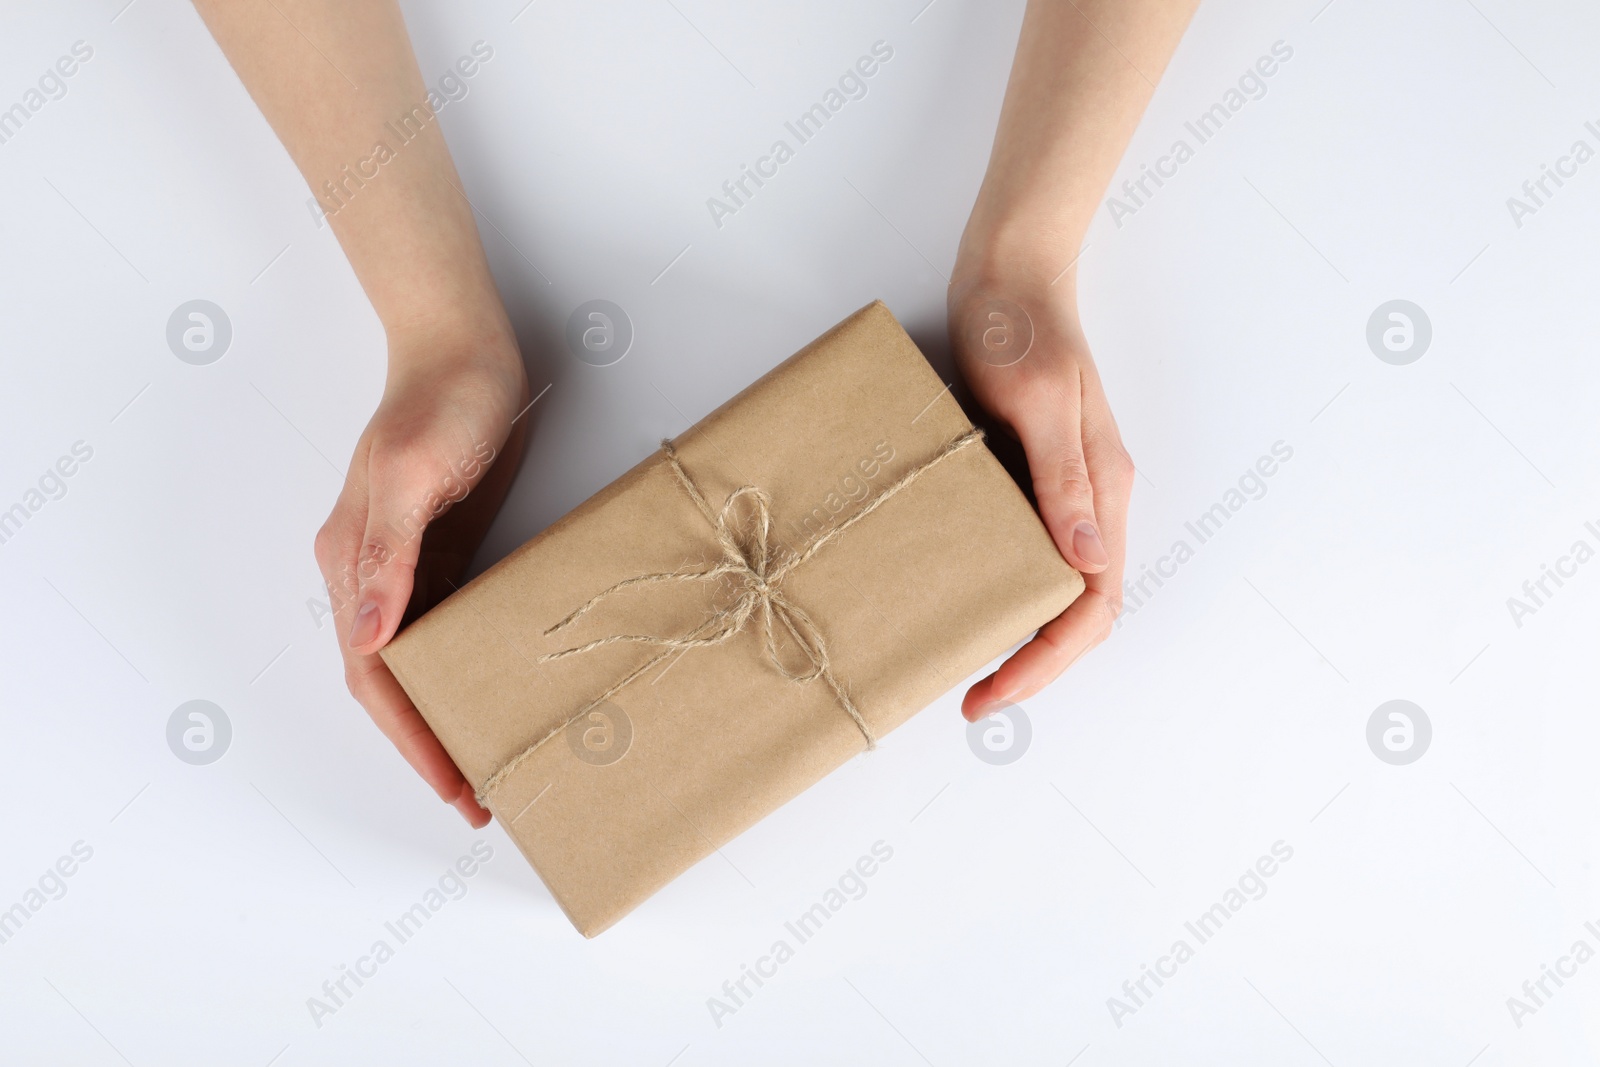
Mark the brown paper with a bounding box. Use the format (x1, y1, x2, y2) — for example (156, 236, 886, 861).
(380, 300, 1084, 936)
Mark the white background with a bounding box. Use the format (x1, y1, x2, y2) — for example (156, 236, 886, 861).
(0, 0, 1596, 1063)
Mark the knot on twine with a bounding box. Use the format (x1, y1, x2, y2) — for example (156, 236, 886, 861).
(475, 427, 985, 806)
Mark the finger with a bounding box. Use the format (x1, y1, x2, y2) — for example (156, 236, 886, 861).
(405, 414, 528, 622)
(451, 781, 492, 829)
(311, 432, 493, 829)
(344, 650, 487, 820)
(330, 557, 491, 826)
(348, 466, 432, 654)
(962, 577, 1119, 719)
(963, 404, 1135, 719)
(1073, 399, 1134, 641)
(1079, 377, 1135, 587)
(348, 428, 483, 654)
(318, 475, 488, 825)
(313, 436, 372, 624)
(961, 671, 1007, 721)
(1015, 369, 1110, 575)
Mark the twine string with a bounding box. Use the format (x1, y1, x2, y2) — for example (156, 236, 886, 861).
(475, 427, 984, 806)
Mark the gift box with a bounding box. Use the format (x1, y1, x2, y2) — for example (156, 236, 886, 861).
(380, 300, 1083, 936)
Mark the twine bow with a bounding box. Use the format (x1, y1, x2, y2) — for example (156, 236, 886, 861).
(475, 427, 984, 806)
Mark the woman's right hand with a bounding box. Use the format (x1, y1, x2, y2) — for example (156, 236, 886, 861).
(313, 322, 528, 827)
(949, 261, 1133, 721)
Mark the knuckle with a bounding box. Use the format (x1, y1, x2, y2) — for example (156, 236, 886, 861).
(1108, 449, 1136, 487)
(312, 523, 336, 570)
(358, 534, 418, 585)
(355, 545, 382, 584)
(358, 535, 395, 570)
(1053, 453, 1095, 506)
(342, 657, 385, 699)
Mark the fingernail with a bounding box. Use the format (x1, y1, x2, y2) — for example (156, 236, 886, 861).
(972, 697, 1009, 719)
(348, 601, 381, 649)
(1072, 521, 1109, 568)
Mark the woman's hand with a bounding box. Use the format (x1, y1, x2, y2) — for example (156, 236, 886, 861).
(949, 260, 1134, 721)
(192, 0, 543, 824)
(313, 323, 528, 827)
(936, 0, 1196, 718)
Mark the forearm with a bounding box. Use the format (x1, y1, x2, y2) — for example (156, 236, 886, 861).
(192, 0, 508, 346)
(957, 0, 1200, 282)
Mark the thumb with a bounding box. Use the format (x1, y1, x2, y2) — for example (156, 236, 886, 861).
(1014, 381, 1110, 575)
(348, 451, 468, 653)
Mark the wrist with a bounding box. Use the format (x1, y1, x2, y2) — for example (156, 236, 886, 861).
(383, 292, 518, 367)
(382, 274, 514, 340)
(951, 205, 1088, 302)
(383, 309, 526, 403)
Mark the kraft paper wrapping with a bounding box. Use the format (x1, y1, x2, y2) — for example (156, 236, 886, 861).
(380, 301, 1084, 936)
